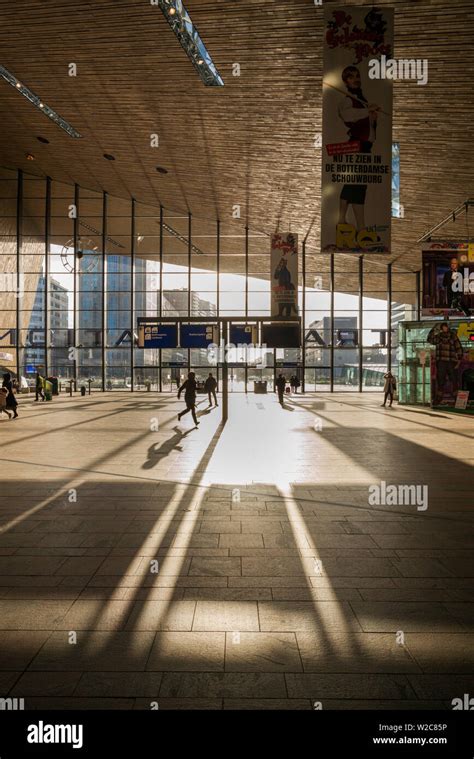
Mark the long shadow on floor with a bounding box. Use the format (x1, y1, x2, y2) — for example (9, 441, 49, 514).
(0, 471, 471, 708)
(0, 394, 472, 708)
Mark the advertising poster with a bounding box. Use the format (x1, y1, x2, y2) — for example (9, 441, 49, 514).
(428, 322, 474, 414)
(422, 242, 474, 317)
(455, 391, 469, 410)
(391, 142, 401, 218)
(271, 233, 298, 317)
(321, 6, 393, 253)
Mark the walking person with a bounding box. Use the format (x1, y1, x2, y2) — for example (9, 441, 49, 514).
(276, 373, 286, 405)
(2, 373, 18, 419)
(0, 387, 12, 419)
(204, 372, 218, 407)
(290, 375, 300, 394)
(177, 371, 199, 427)
(381, 371, 397, 408)
(35, 369, 45, 402)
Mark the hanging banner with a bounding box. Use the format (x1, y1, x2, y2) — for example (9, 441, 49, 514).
(321, 6, 393, 253)
(271, 233, 298, 317)
(422, 242, 474, 318)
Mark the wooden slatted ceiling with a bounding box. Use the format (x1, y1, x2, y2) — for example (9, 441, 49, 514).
(0, 0, 473, 285)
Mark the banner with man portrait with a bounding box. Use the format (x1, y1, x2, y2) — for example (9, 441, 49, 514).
(270, 233, 298, 317)
(321, 6, 393, 253)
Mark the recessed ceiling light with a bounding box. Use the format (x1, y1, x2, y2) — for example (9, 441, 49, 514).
(0, 64, 82, 138)
(36, 136, 49, 144)
(26, 153, 35, 161)
(103, 153, 115, 161)
(156, 166, 168, 174)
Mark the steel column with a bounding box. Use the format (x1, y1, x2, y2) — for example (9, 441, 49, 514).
(387, 262, 392, 372)
(44, 176, 51, 378)
(73, 183, 79, 388)
(101, 191, 107, 391)
(330, 254, 334, 392)
(416, 270, 421, 321)
(302, 239, 306, 393)
(131, 198, 135, 392)
(15, 170, 23, 378)
(358, 255, 363, 392)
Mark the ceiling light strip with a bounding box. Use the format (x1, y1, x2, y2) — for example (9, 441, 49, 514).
(79, 220, 125, 249)
(0, 64, 82, 138)
(162, 221, 204, 255)
(156, 0, 224, 86)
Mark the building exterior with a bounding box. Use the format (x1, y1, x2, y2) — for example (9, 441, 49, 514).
(305, 316, 358, 366)
(391, 302, 417, 345)
(24, 276, 69, 375)
(77, 255, 148, 385)
(163, 289, 217, 318)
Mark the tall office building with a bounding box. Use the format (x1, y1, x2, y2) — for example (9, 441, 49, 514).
(391, 301, 416, 342)
(77, 254, 148, 380)
(24, 276, 69, 373)
(163, 289, 217, 317)
(306, 316, 358, 366)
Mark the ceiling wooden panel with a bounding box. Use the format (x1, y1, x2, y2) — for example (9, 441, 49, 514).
(0, 0, 473, 285)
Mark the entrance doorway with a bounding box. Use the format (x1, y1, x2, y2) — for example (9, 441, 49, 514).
(227, 367, 246, 392)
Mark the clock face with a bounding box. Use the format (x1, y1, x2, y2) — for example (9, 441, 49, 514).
(60, 237, 100, 273)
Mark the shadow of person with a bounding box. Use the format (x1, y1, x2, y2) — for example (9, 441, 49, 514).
(400, 408, 450, 419)
(142, 426, 192, 470)
(199, 407, 213, 417)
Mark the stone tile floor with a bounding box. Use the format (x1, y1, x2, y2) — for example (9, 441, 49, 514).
(0, 391, 472, 709)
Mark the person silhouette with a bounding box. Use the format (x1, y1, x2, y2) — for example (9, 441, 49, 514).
(177, 371, 199, 426)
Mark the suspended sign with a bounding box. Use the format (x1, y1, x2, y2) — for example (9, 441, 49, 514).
(262, 323, 301, 348)
(229, 324, 258, 345)
(321, 6, 393, 253)
(179, 324, 219, 348)
(137, 323, 178, 348)
(271, 233, 298, 317)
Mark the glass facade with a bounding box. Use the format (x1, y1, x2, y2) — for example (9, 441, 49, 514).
(0, 167, 419, 391)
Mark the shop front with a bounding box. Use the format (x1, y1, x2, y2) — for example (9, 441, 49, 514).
(398, 320, 474, 414)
